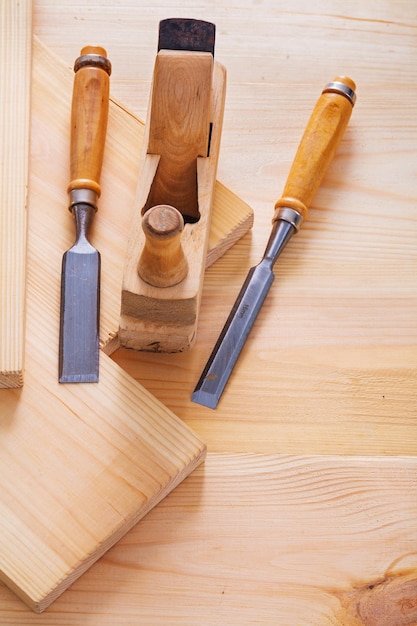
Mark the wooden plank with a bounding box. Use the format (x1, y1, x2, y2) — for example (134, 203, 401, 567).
(0, 0, 32, 387)
(0, 36, 207, 613)
(0, 453, 416, 624)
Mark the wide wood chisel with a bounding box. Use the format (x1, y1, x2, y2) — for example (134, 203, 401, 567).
(59, 46, 111, 382)
(192, 76, 356, 409)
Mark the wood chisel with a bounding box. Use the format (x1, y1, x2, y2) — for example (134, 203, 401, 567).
(59, 46, 111, 382)
(192, 76, 356, 408)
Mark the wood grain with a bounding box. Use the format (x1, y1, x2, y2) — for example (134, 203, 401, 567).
(0, 0, 32, 387)
(0, 453, 416, 625)
(146, 50, 213, 221)
(1, 0, 414, 623)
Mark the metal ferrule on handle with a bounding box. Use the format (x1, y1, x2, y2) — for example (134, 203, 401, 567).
(274, 207, 304, 232)
(74, 52, 112, 75)
(322, 80, 357, 106)
(69, 188, 99, 210)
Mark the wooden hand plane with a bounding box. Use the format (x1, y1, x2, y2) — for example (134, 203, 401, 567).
(119, 19, 227, 352)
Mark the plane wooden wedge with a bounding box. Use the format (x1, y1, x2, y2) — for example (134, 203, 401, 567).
(119, 18, 227, 353)
(59, 46, 111, 382)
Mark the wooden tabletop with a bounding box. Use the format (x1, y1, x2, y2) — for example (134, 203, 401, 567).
(1, 1, 416, 623)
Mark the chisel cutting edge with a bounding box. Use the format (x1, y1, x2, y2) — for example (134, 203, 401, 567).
(192, 76, 356, 408)
(59, 46, 111, 383)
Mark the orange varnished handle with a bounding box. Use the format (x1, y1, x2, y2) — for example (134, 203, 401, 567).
(68, 46, 111, 201)
(273, 76, 356, 223)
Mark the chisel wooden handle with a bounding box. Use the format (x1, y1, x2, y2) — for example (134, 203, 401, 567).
(273, 76, 356, 224)
(68, 46, 111, 203)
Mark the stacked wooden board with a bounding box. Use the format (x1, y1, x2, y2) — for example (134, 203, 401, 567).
(0, 1, 32, 387)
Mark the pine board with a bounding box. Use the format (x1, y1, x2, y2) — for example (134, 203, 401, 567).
(0, 453, 416, 625)
(0, 0, 32, 387)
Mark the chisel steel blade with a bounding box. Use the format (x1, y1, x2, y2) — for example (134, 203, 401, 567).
(59, 240, 100, 383)
(192, 220, 294, 408)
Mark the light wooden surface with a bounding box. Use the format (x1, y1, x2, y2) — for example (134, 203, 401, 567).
(0, 0, 32, 387)
(1, 0, 416, 623)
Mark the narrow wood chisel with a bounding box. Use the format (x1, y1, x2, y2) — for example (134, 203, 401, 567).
(192, 76, 356, 408)
(59, 46, 111, 382)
